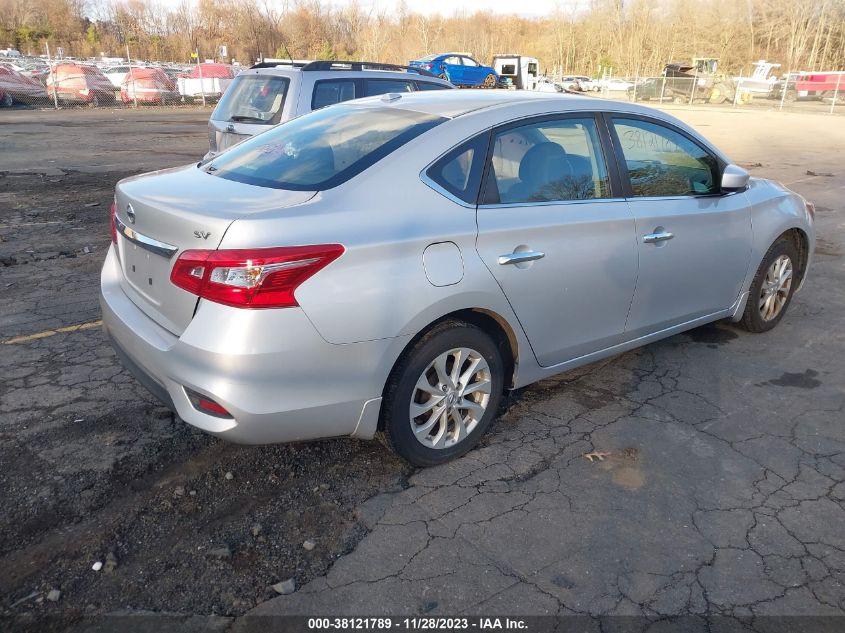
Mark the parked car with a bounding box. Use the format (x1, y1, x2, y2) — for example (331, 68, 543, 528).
(177, 63, 235, 102)
(45, 63, 116, 106)
(598, 77, 634, 91)
(558, 75, 598, 92)
(204, 60, 453, 159)
(102, 91, 815, 466)
(409, 53, 499, 88)
(103, 64, 141, 88)
(0, 65, 49, 106)
(120, 67, 180, 104)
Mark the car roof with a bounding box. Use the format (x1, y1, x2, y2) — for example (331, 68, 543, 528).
(341, 90, 611, 118)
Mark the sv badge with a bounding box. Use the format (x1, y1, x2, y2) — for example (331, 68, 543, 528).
(193, 231, 211, 240)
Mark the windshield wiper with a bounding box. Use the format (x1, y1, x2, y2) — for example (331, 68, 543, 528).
(230, 115, 265, 123)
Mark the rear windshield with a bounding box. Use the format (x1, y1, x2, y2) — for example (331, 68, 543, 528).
(206, 104, 446, 191)
(212, 74, 289, 125)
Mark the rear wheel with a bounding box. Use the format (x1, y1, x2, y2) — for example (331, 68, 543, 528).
(483, 73, 497, 88)
(381, 320, 504, 467)
(0, 93, 12, 107)
(737, 238, 799, 333)
(89, 94, 100, 108)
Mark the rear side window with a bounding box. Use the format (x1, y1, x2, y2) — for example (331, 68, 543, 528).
(213, 74, 289, 125)
(426, 134, 489, 204)
(415, 81, 450, 91)
(612, 118, 719, 196)
(207, 105, 447, 191)
(312, 79, 356, 109)
(365, 79, 414, 96)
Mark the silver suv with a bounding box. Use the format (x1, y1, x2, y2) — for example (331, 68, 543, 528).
(204, 60, 454, 159)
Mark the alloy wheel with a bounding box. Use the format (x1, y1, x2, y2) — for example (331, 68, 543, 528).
(759, 254, 793, 321)
(409, 347, 492, 449)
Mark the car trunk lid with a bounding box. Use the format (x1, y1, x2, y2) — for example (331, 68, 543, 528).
(114, 165, 315, 335)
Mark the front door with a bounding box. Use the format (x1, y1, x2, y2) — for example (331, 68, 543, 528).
(608, 116, 752, 337)
(474, 115, 639, 367)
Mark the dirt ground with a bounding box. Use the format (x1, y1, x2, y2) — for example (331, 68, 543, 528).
(0, 109, 411, 630)
(1, 104, 844, 630)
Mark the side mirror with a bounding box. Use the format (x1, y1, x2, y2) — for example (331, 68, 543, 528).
(721, 164, 750, 191)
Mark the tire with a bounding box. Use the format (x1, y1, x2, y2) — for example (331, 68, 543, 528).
(737, 237, 800, 333)
(381, 320, 504, 467)
(483, 73, 497, 88)
(0, 93, 12, 107)
(89, 94, 100, 108)
(672, 95, 685, 104)
(438, 73, 448, 81)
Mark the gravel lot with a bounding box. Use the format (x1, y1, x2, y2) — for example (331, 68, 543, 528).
(1, 105, 843, 630)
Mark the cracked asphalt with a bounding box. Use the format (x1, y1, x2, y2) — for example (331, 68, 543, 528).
(1, 106, 843, 628)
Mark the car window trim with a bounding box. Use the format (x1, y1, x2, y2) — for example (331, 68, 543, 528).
(310, 77, 360, 110)
(601, 112, 728, 199)
(477, 112, 623, 207)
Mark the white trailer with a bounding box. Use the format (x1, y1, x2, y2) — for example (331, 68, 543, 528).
(493, 55, 540, 90)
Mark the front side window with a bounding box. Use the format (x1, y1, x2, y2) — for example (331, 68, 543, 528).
(612, 118, 720, 197)
(312, 79, 356, 109)
(365, 79, 413, 96)
(213, 74, 289, 125)
(485, 117, 611, 204)
(207, 105, 446, 191)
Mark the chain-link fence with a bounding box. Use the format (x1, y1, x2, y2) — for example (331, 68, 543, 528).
(2, 50, 843, 116)
(568, 70, 844, 115)
(0, 47, 234, 111)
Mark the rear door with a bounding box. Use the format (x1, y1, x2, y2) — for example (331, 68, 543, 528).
(607, 115, 752, 337)
(474, 114, 639, 366)
(442, 56, 464, 83)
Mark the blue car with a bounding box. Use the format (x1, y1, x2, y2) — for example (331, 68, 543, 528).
(409, 53, 499, 88)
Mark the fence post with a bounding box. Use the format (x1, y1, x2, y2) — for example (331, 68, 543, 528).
(733, 78, 741, 107)
(659, 72, 666, 103)
(779, 71, 791, 111)
(830, 72, 842, 115)
(631, 68, 638, 102)
(126, 44, 138, 108)
(45, 42, 59, 110)
(195, 49, 206, 107)
(688, 68, 698, 105)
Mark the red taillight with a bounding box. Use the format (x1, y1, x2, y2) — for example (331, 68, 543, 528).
(423, 64, 432, 70)
(110, 201, 117, 244)
(170, 244, 344, 309)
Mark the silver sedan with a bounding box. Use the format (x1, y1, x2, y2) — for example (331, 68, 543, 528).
(100, 91, 815, 466)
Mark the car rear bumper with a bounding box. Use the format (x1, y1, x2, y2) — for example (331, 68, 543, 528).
(100, 245, 396, 444)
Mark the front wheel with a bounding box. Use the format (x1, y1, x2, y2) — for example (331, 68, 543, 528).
(0, 93, 12, 107)
(381, 320, 504, 467)
(737, 238, 799, 333)
(483, 73, 497, 88)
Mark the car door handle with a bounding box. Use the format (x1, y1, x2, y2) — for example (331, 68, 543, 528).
(642, 231, 674, 244)
(498, 251, 545, 265)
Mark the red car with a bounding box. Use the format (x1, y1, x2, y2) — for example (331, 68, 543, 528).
(795, 71, 845, 101)
(120, 67, 180, 105)
(0, 65, 49, 107)
(45, 63, 116, 106)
